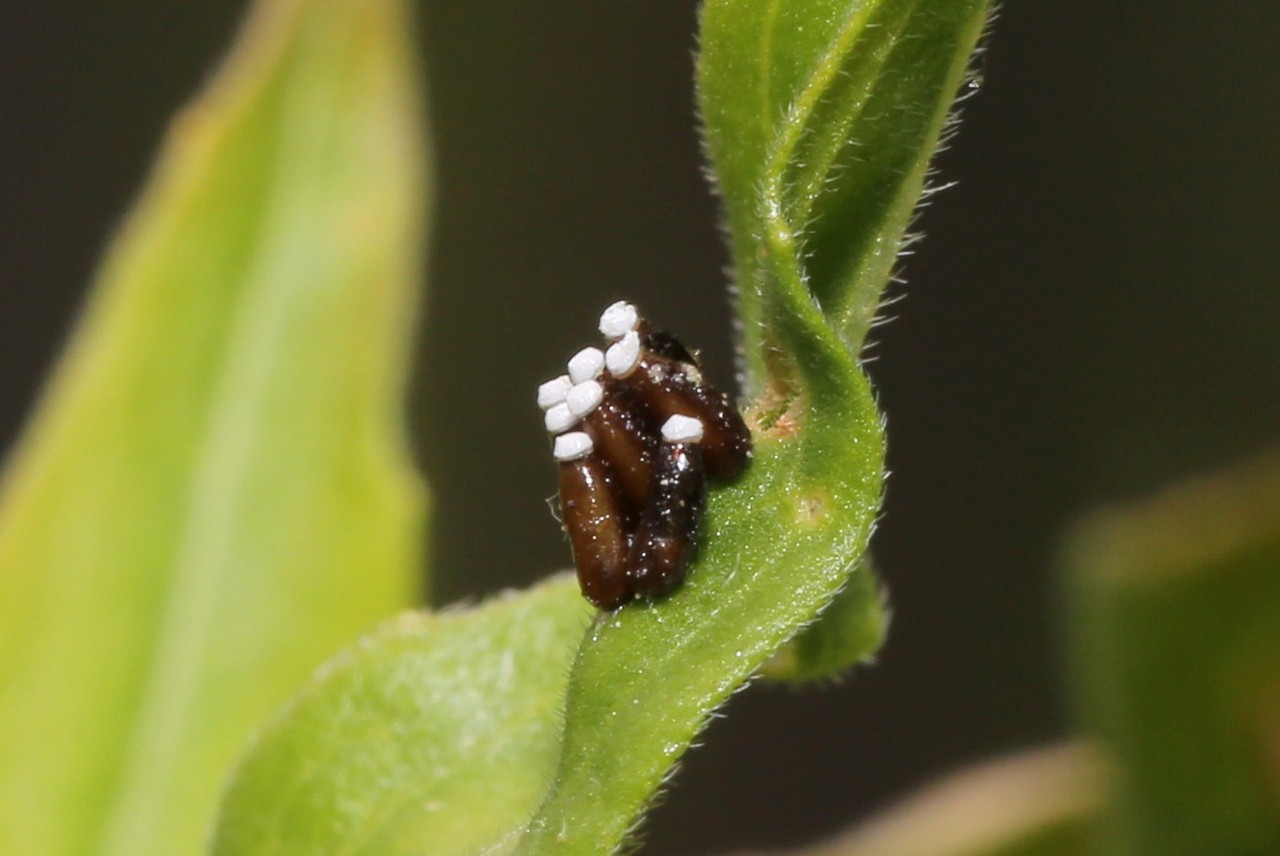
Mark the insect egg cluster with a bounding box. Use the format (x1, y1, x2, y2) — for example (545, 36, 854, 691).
(538, 301, 752, 610)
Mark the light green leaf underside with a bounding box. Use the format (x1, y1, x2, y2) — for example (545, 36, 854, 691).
(1065, 447, 1280, 856)
(212, 576, 593, 856)
(0, 1, 428, 854)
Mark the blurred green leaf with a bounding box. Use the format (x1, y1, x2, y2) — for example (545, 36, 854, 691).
(212, 576, 592, 856)
(0, 0, 428, 853)
(1065, 447, 1280, 856)
(737, 745, 1099, 856)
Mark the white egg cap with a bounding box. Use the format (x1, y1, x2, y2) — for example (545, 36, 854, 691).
(661, 414, 704, 444)
(605, 331, 642, 378)
(567, 346, 605, 384)
(598, 301, 640, 340)
(566, 379, 604, 418)
(537, 374, 572, 410)
(544, 402, 578, 434)
(554, 431, 594, 462)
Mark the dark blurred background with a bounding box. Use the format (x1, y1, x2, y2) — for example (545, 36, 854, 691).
(2, 2, 1277, 852)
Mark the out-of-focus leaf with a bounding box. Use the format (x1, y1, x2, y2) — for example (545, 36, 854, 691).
(1065, 447, 1280, 856)
(0, 0, 428, 853)
(212, 576, 592, 856)
(734, 744, 1099, 856)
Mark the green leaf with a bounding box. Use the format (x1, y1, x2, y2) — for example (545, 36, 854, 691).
(518, 419, 883, 853)
(510, 1, 988, 851)
(761, 555, 888, 684)
(0, 0, 428, 853)
(212, 576, 593, 856)
(698, 0, 990, 393)
(1064, 448, 1280, 856)
(202, 1, 986, 852)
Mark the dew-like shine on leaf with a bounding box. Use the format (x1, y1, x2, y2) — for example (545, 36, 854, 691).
(0, 1, 428, 853)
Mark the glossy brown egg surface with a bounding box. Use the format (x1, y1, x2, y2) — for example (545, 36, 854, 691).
(626, 442, 707, 599)
(558, 456, 631, 610)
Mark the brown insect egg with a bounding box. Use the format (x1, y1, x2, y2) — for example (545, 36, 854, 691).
(565, 377, 655, 511)
(605, 329, 752, 479)
(554, 431, 632, 611)
(626, 414, 708, 600)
